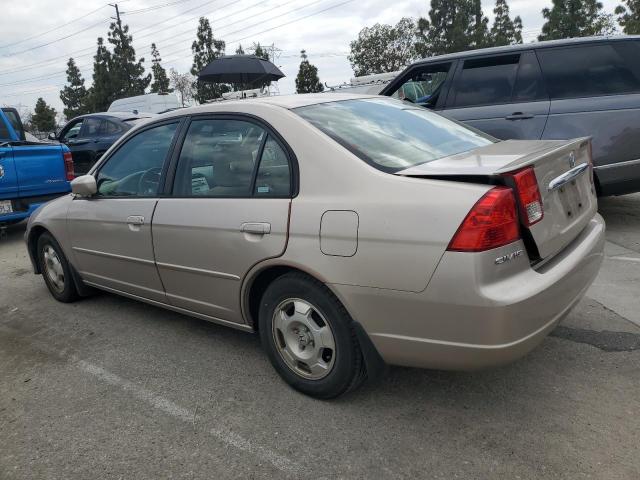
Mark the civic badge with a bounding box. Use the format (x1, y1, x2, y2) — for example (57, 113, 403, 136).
(568, 151, 576, 168)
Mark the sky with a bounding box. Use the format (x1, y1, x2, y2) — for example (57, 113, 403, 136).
(0, 0, 623, 120)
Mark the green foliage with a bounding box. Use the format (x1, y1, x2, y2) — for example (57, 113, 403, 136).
(490, 0, 523, 46)
(349, 17, 419, 76)
(31, 97, 57, 132)
(235, 44, 245, 55)
(252, 43, 269, 60)
(150, 43, 171, 93)
(539, 0, 611, 40)
(416, 0, 491, 56)
(59, 58, 89, 120)
(295, 50, 323, 94)
(107, 18, 151, 98)
(190, 17, 229, 103)
(88, 37, 113, 112)
(616, 0, 640, 33)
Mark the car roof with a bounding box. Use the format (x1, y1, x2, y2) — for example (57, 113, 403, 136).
(158, 93, 378, 119)
(409, 35, 640, 66)
(71, 111, 156, 121)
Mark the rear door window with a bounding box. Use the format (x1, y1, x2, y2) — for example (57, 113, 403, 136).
(449, 54, 520, 108)
(537, 42, 640, 99)
(389, 62, 452, 108)
(81, 117, 102, 138)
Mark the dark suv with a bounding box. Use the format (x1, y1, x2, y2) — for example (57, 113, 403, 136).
(381, 36, 640, 196)
(51, 112, 153, 175)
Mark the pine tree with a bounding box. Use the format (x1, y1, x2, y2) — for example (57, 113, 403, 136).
(150, 43, 171, 93)
(490, 0, 523, 46)
(416, 0, 491, 57)
(59, 58, 89, 120)
(190, 17, 228, 103)
(107, 16, 151, 98)
(349, 17, 419, 76)
(616, 0, 640, 33)
(31, 98, 57, 133)
(295, 50, 324, 94)
(539, 0, 609, 40)
(88, 37, 113, 112)
(252, 43, 269, 60)
(235, 44, 245, 55)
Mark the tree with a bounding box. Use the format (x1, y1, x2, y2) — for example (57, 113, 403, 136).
(235, 44, 245, 55)
(295, 50, 324, 93)
(252, 42, 269, 60)
(31, 98, 57, 132)
(349, 17, 419, 77)
(416, 0, 491, 57)
(107, 16, 151, 98)
(539, 0, 611, 40)
(490, 0, 523, 46)
(616, 0, 640, 33)
(88, 37, 113, 112)
(169, 69, 195, 107)
(191, 17, 228, 103)
(59, 57, 89, 120)
(150, 43, 171, 93)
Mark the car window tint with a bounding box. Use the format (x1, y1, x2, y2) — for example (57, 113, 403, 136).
(174, 119, 266, 197)
(254, 136, 291, 196)
(390, 63, 452, 108)
(0, 114, 10, 139)
(3, 110, 25, 140)
(513, 51, 548, 102)
(295, 98, 494, 173)
(100, 120, 123, 136)
(62, 120, 83, 141)
(451, 55, 520, 108)
(96, 122, 178, 197)
(82, 117, 101, 137)
(537, 43, 640, 99)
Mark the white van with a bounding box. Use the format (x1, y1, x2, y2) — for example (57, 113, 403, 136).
(108, 93, 181, 115)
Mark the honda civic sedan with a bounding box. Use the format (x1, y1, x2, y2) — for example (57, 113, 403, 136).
(25, 94, 605, 398)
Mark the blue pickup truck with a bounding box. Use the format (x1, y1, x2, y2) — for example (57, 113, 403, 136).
(0, 108, 73, 225)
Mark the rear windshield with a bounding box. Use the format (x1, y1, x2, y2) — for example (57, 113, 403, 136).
(295, 98, 493, 172)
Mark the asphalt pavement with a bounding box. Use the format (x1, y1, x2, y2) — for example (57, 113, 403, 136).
(1, 195, 639, 479)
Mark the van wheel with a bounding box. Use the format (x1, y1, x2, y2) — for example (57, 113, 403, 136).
(37, 232, 79, 303)
(258, 272, 366, 399)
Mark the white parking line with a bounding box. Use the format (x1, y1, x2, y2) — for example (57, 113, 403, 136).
(608, 256, 640, 263)
(77, 360, 302, 476)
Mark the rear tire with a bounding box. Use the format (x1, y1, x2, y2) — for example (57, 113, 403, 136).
(37, 232, 79, 303)
(258, 272, 366, 399)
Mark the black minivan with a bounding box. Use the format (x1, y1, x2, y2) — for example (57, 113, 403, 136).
(381, 36, 640, 196)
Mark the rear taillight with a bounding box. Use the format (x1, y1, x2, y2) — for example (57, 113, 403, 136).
(447, 186, 521, 252)
(63, 151, 75, 181)
(504, 167, 543, 227)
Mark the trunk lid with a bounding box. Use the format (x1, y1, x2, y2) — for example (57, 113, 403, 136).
(397, 138, 597, 261)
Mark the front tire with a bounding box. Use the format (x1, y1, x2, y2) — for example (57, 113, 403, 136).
(37, 232, 79, 303)
(259, 272, 365, 399)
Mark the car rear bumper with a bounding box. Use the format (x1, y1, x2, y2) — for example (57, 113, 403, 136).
(331, 214, 605, 370)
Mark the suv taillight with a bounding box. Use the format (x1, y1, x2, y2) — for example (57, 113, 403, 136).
(447, 186, 520, 252)
(63, 151, 75, 181)
(504, 167, 543, 227)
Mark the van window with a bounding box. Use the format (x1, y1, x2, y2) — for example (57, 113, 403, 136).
(450, 55, 520, 108)
(512, 51, 547, 102)
(537, 42, 640, 99)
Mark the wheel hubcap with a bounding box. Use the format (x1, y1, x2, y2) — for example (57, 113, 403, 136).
(272, 299, 336, 380)
(43, 245, 65, 293)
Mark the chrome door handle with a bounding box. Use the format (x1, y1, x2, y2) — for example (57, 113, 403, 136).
(126, 215, 145, 226)
(548, 163, 589, 192)
(241, 222, 271, 234)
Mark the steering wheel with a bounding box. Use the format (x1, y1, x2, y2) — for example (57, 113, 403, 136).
(137, 167, 162, 196)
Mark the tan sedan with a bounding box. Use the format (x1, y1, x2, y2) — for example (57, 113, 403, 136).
(25, 94, 605, 398)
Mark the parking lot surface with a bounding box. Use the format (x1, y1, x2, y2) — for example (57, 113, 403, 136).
(1, 195, 639, 480)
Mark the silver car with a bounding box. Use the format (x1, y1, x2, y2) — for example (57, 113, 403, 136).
(25, 94, 605, 398)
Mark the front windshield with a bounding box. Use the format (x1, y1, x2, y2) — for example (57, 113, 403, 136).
(295, 98, 494, 172)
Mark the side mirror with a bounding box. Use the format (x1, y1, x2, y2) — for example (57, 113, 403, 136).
(71, 175, 97, 197)
(47, 132, 57, 141)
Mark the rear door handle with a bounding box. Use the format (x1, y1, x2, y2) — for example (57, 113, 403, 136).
(241, 222, 271, 235)
(505, 112, 534, 120)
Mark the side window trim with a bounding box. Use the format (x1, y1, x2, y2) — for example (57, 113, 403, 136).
(92, 118, 185, 198)
(166, 112, 298, 198)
